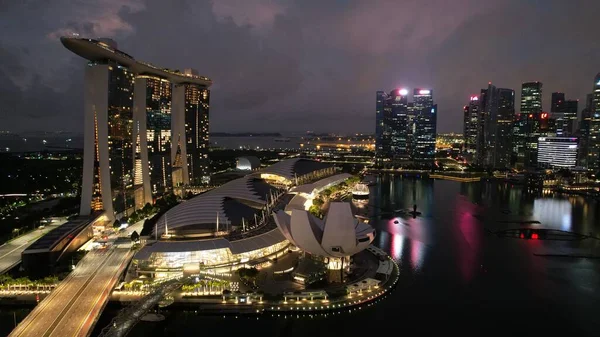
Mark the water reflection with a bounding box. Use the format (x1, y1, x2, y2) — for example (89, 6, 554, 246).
(533, 199, 572, 231)
(460, 181, 600, 236)
(455, 197, 482, 283)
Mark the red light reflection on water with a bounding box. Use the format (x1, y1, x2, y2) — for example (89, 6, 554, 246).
(456, 198, 482, 283)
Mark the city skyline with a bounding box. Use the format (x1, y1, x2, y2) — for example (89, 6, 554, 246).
(2, 0, 600, 134)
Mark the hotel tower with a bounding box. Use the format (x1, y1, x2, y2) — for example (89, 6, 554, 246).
(61, 37, 212, 220)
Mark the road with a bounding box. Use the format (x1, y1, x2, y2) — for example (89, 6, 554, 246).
(9, 242, 133, 337)
(0, 220, 67, 274)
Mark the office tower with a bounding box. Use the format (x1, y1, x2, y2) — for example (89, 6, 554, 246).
(537, 137, 578, 169)
(496, 88, 515, 167)
(515, 81, 543, 168)
(590, 73, 600, 171)
(579, 104, 592, 167)
(462, 96, 479, 157)
(406, 102, 416, 158)
(476, 88, 488, 166)
(480, 84, 514, 168)
(389, 89, 410, 161)
(61, 37, 212, 219)
(375, 91, 391, 166)
(561, 100, 578, 137)
(521, 82, 543, 115)
(412, 89, 436, 163)
(551, 92, 578, 137)
(182, 69, 211, 185)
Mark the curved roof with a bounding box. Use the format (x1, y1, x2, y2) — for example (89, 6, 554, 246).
(133, 228, 287, 260)
(290, 173, 352, 195)
(154, 175, 280, 235)
(61, 37, 212, 86)
(259, 158, 332, 181)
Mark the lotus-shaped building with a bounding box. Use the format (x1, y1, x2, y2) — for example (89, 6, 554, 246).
(273, 202, 375, 260)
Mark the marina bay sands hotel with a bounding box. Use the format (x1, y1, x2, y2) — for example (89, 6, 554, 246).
(61, 37, 212, 220)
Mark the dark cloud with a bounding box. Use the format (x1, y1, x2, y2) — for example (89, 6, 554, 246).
(1, 0, 599, 133)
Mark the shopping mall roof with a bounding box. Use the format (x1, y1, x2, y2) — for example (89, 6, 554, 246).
(154, 175, 280, 236)
(259, 158, 332, 181)
(133, 228, 286, 260)
(290, 173, 352, 195)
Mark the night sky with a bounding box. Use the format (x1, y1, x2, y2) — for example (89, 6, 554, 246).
(1, 0, 599, 134)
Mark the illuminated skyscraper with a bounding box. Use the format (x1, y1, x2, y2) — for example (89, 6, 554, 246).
(182, 69, 211, 185)
(515, 81, 544, 168)
(375, 91, 391, 166)
(62, 37, 212, 219)
(135, 76, 173, 196)
(480, 84, 514, 168)
(462, 96, 479, 159)
(412, 88, 436, 163)
(388, 89, 410, 161)
(579, 95, 593, 167)
(589, 73, 600, 171)
(537, 137, 578, 169)
(376, 88, 435, 165)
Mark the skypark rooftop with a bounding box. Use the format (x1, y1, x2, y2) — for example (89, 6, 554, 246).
(60, 37, 212, 86)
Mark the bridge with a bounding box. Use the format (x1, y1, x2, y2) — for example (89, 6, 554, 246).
(97, 279, 184, 337)
(9, 241, 133, 337)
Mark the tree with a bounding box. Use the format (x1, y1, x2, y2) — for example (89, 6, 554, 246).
(130, 231, 140, 242)
(112, 219, 121, 228)
(312, 198, 324, 207)
(322, 189, 332, 197)
(308, 205, 322, 218)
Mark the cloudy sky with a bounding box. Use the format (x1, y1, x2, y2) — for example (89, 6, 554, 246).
(1, 0, 599, 134)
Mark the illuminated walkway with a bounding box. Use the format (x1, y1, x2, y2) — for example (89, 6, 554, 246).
(97, 279, 182, 337)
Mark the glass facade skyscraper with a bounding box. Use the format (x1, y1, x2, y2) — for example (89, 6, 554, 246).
(375, 88, 436, 166)
(462, 96, 479, 158)
(515, 81, 544, 168)
(375, 91, 391, 166)
(589, 73, 600, 171)
(389, 89, 409, 161)
(412, 89, 436, 163)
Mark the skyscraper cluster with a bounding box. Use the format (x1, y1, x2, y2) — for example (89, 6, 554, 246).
(462, 75, 600, 171)
(375, 88, 437, 167)
(62, 37, 211, 220)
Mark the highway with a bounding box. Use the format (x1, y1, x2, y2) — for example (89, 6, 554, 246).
(9, 242, 133, 337)
(0, 220, 67, 274)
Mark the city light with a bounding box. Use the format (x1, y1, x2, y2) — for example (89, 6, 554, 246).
(418, 89, 430, 95)
(399, 88, 408, 96)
